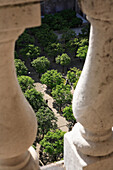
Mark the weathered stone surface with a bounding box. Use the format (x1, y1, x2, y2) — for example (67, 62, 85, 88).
(0, 1, 41, 169)
(64, 132, 113, 170)
(0, 3, 41, 30)
(64, 0, 113, 169)
(41, 160, 65, 170)
(0, 0, 40, 6)
(41, 0, 74, 14)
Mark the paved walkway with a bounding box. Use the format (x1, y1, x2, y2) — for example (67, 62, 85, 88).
(34, 82, 69, 132)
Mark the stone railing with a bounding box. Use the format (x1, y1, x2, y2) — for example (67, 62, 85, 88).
(64, 0, 113, 170)
(1, 0, 113, 170)
(0, 1, 41, 169)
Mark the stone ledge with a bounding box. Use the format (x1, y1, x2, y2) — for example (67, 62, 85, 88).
(0, 0, 40, 6)
(40, 160, 65, 170)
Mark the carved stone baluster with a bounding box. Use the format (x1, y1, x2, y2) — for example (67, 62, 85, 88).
(0, 1, 41, 169)
(64, 1, 113, 169)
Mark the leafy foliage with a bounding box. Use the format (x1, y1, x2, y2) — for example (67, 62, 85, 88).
(31, 56, 50, 77)
(67, 67, 81, 86)
(36, 106, 57, 139)
(76, 45, 88, 59)
(42, 14, 68, 31)
(59, 9, 76, 22)
(35, 29, 58, 47)
(15, 59, 28, 76)
(40, 70, 63, 90)
(66, 38, 79, 56)
(79, 38, 89, 47)
(61, 29, 76, 43)
(16, 32, 35, 48)
(56, 53, 71, 73)
(40, 129, 65, 162)
(24, 88, 46, 112)
(63, 105, 76, 130)
(42, 10, 82, 30)
(19, 44, 41, 60)
(17, 76, 34, 93)
(44, 43, 64, 61)
(15, 51, 19, 59)
(69, 17, 82, 28)
(51, 84, 72, 112)
(56, 53, 71, 66)
(79, 24, 90, 38)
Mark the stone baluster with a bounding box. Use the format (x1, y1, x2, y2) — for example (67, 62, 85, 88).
(0, 1, 41, 170)
(64, 0, 113, 170)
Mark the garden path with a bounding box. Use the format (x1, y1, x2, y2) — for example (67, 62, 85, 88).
(34, 82, 69, 132)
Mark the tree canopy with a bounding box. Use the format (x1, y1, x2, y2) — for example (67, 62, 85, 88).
(40, 70, 63, 90)
(51, 83, 72, 112)
(63, 105, 76, 130)
(56, 53, 71, 73)
(67, 67, 81, 85)
(36, 106, 57, 140)
(15, 59, 28, 76)
(31, 56, 50, 77)
(24, 88, 46, 112)
(40, 129, 65, 162)
(76, 45, 88, 59)
(16, 32, 35, 48)
(19, 44, 41, 60)
(17, 76, 35, 93)
(44, 43, 64, 61)
(66, 38, 79, 56)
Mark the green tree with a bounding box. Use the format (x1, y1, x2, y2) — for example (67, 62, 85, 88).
(35, 29, 58, 47)
(17, 76, 34, 93)
(19, 44, 41, 60)
(66, 38, 79, 57)
(40, 129, 65, 163)
(76, 45, 88, 60)
(24, 88, 46, 112)
(79, 38, 89, 47)
(51, 84, 72, 112)
(36, 106, 57, 140)
(40, 70, 63, 90)
(15, 59, 28, 76)
(31, 56, 50, 78)
(63, 105, 76, 130)
(16, 32, 35, 48)
(44, 43, 64, 62)
(59, 9, 76, 22)
(69, 17, 82, 28)
(67, 67, 81, 86)
(56, 53, 71, 73)
(61, 29, 76, 43)
(79, 24, 90, 38)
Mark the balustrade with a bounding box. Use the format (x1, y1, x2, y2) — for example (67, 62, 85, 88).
(64, 0, 113, 169)
(0, 1, 41, 169)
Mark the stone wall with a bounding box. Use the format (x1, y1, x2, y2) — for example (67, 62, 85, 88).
(41, 0, 76, 15)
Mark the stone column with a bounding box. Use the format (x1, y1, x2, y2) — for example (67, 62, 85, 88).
(64, 0, 113, 170)
(0, 1, 41, 170)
